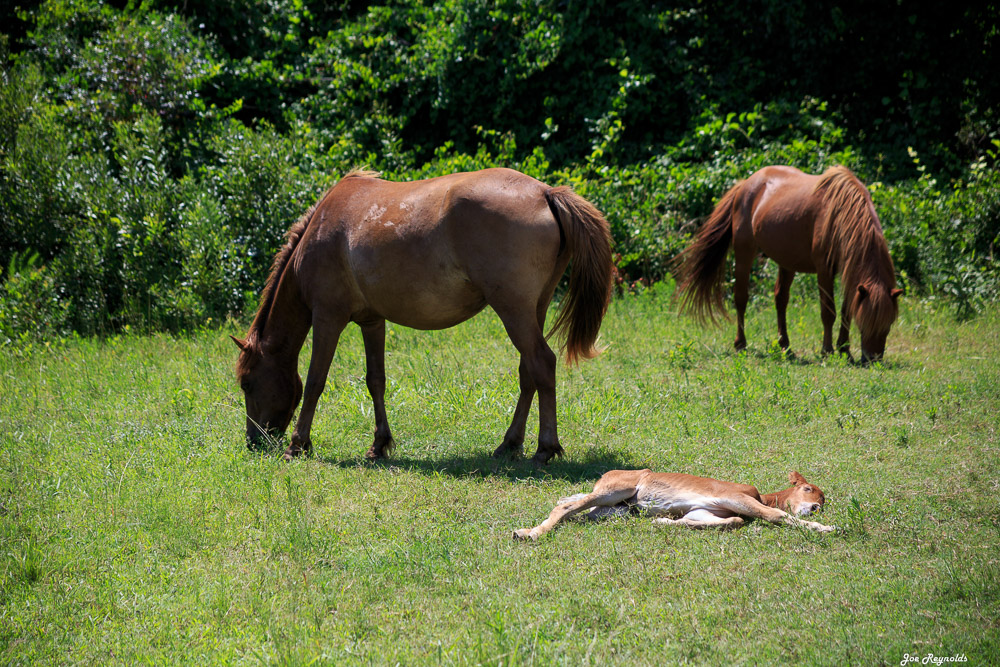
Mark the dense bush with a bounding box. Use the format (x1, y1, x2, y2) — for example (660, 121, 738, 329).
(0, 0, 997, 342)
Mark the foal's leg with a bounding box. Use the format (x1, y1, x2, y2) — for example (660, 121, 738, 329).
(817, 270, 837, 355)
(774, 267, 795, 350)
(286, 313, 349, 461)
(653, 515, 745, 530)
(360, 320, 395, 460)
(719, 497, 836, 533)
(513, 486, 637, 540)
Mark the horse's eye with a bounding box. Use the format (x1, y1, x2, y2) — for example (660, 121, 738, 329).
(804, 486, 813, 493)
(240, 380, 252, 392)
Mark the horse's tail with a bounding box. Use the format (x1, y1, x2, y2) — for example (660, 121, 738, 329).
(674, 182, 742, 323)
(545, 187, 613, 365)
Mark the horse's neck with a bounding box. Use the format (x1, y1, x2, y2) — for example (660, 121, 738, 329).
(837, 221, 893, 290)
(258, 270, 312, 359)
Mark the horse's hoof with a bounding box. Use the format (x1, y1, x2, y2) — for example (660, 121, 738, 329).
(366, 436, 395, 460)
(491, 440, 523, 459)
(530, 444, 564, 466)
(512, 529, 536, 541)
(281, 446, 305, 461)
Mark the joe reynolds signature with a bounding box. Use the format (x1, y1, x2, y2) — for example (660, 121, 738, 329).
(900, 653, 968, 666)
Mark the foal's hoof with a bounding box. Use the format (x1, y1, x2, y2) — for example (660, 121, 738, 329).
(512, 528, 537, 541)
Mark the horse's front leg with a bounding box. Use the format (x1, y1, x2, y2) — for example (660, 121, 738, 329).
(836, 293, 853, 359)
(286, 314, 348, 461)
(774, 267, 795, 350)
(360, 320, 395, 460)
(817, 271, 837, 355)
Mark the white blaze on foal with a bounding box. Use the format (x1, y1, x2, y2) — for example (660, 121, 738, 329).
(514, 469, 835, 540)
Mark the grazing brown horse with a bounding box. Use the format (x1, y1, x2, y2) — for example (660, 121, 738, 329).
(676, 166, 902, 361)
(233, 168, 613, 464)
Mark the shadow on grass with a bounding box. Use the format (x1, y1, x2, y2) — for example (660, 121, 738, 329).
(733, 347, 913, 370)
(243, 431, 634, 482)
(314, 448, 636, 483)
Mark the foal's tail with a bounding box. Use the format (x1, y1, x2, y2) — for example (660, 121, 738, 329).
(675, 182, 742, 322)
(545, 187, 613, 365)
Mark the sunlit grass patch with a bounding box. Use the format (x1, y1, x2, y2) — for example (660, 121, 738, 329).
(0, 294, 997, 664)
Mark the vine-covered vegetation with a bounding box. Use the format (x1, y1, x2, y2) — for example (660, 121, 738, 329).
(1, 1, 997, 342)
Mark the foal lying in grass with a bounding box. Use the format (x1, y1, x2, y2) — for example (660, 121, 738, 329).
(514, 470, 835, 540)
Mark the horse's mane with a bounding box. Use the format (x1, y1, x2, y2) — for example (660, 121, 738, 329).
(236, 169, 380, 379)
(814, 166, 897, 328)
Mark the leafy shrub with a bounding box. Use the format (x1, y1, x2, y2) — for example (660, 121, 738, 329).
(27, 3, 218, 132)
(1, 0, 997, 339)
(873, 158, 1000, 319)
(0, 252, 70, 345)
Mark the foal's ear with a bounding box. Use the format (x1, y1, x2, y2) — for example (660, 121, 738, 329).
(891, 288, 903, 300)
(789, 470, 808, 486)
(229, 335, 248, 351)
(856, 284, 869, 301)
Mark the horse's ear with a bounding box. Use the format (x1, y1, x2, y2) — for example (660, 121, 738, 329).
(856, 284, 869, 301)
(229, 335, 248, 351)
(789, 471, 807, 486)
(891, 288, 903, 300)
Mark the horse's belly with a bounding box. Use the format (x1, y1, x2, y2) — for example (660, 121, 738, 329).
(362, 273, 487, 330)
(753, 228, 818, 273)
(750, 199, 819, 273)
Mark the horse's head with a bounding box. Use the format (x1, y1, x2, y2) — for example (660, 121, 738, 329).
(232, 335, 302, 448)
(782, 471, 827, 517)
(854, 283, 903, 362)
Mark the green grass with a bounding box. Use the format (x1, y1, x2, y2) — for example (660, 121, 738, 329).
(1, 288, 998, 664)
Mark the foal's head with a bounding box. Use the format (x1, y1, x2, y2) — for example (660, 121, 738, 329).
(779, 471, 827, 517)
(233, 336, 302, 448)
(853, 283, 903, 362)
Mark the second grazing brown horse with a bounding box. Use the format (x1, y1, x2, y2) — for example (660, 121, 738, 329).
(676, 165, 901, 361)
(233, 168, 613, 464)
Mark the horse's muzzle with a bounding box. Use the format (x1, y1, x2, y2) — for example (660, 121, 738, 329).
(245, 421, 270, 451)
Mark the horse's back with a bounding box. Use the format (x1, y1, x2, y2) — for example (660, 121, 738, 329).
(298, 169, 562, 329)
(737, 166, 828, 272)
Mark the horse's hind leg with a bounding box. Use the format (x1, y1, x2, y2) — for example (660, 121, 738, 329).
(492, 302, 561, 465)
(287, 313, 349, 461)
(493, 355, 535, 459)
(732, 244, 754, 351)
(775, 267, 795, 350)
(361, 320, 395, 460)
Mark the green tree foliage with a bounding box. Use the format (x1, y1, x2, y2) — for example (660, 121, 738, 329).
(0, 0, 997, 340)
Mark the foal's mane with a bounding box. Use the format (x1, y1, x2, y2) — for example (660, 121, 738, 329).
(236, 169, 380, 379)
(814, 166, 897, 326)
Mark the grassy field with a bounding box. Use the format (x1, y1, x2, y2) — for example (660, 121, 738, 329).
(1, 286, 998, 665)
